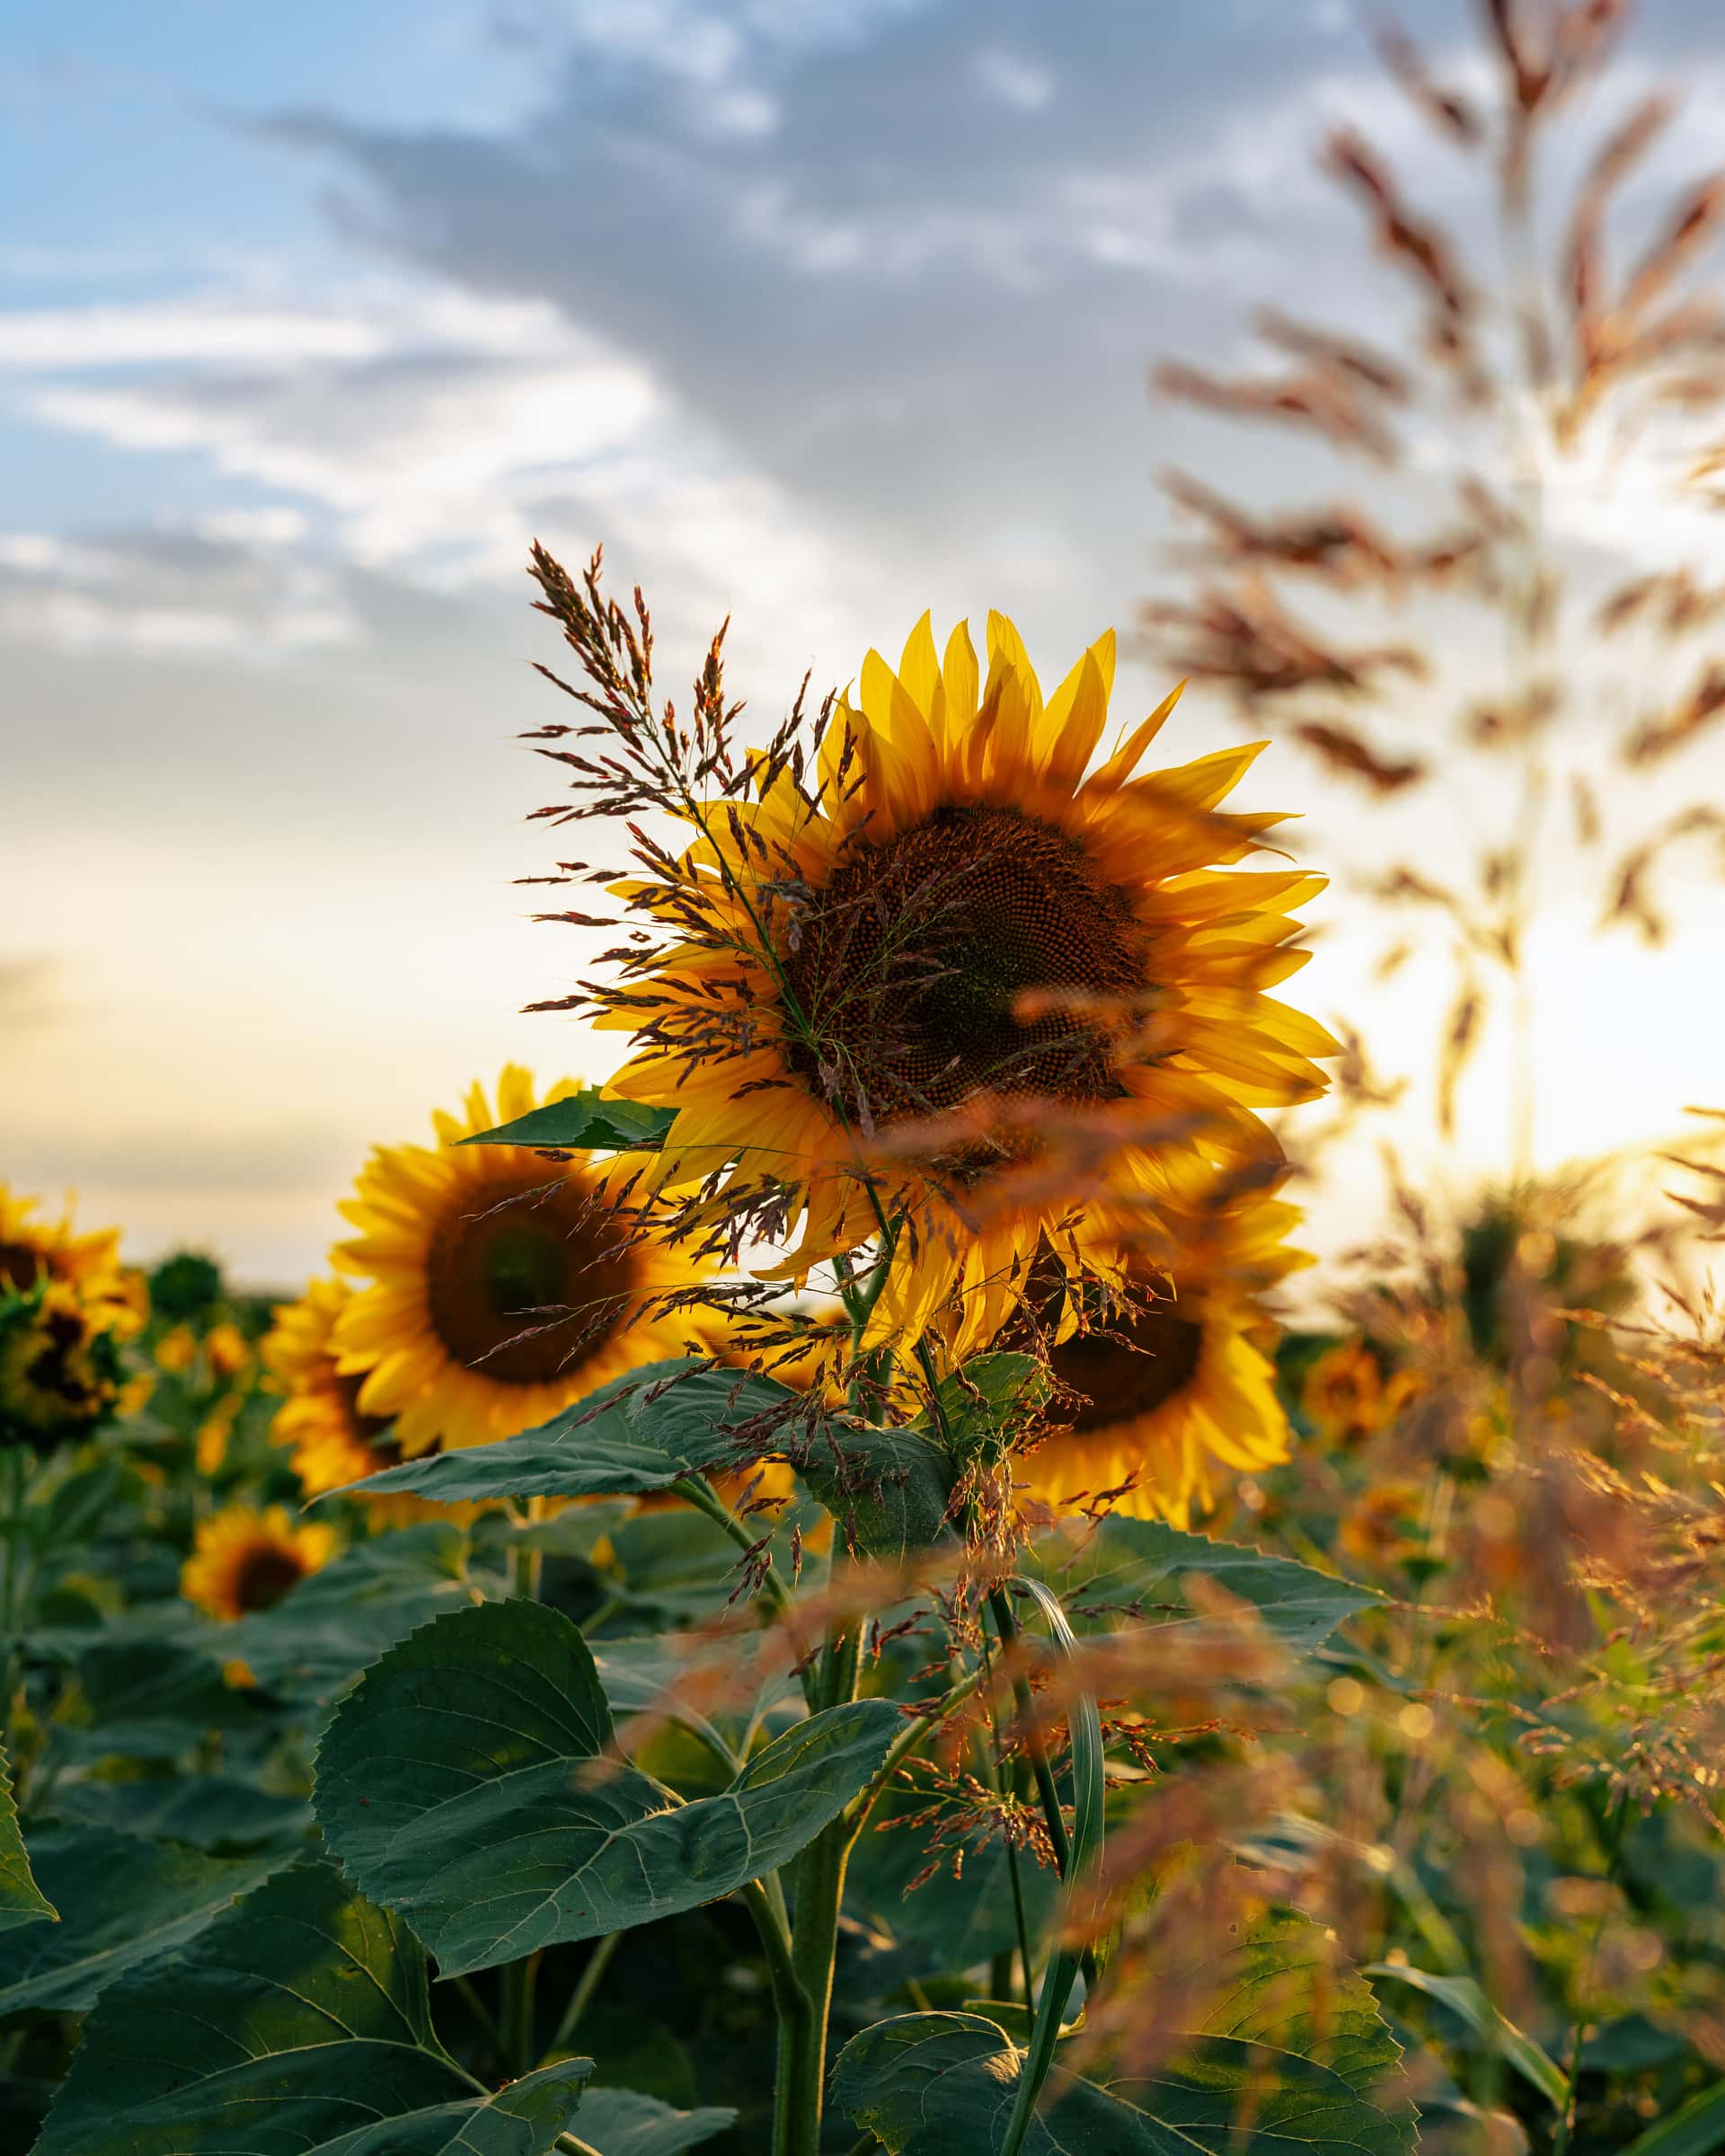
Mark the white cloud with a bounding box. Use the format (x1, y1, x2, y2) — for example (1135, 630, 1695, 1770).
(2, 273, 874, 657)
(0, 521, 358, 657)
(973, 48, 1054, 112)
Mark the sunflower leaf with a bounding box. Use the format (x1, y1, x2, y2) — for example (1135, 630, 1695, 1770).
(31, 1856, 593, 2156)
(833, 1908, 1419, 2154)
(1365, 1962, 1570, 2109)
(341, 1359, 809, 1506)
(313, 1596, 900, 1976)
(459, 1089, 678, 1153)
(569, 2087, 737, 2153)
(923, 1353, 1050, 1462)
(0, 1737, 54, 1932)
(229, 1520, 483, 1707)
(1026, 1513, 1376, 1652)
(0, 1825, 283, 2017)
(798, 1422, 956, 1560)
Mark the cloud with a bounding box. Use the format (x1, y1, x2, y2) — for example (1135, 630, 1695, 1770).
(2, 269, 879, 668)
(0, 520, 359, 657)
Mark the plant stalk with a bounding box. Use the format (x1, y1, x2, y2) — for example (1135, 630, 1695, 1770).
(775, 1616, 864, 2156)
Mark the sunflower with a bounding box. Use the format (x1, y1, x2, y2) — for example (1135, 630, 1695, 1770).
(1301, 1337, 1426, 1447)
(266, 1277, 400, 1491)
(264, 1276, 449, 1521)
(1011, 1188, 1310, 1528)
(181, 1504, 337, 1621)
(332, 1066, 706, 1456)
(0, 1183, 142, 1333)
(0, 1280, 144, 1452)
(601, 611, 1333, 1356)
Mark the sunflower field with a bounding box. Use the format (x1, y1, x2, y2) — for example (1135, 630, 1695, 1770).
(9, 8, 1725, 2156)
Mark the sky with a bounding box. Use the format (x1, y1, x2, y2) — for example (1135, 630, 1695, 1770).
(6, 0, 1725, 1287)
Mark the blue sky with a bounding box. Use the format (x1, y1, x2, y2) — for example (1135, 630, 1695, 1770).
(7, 0, 1725, 1283)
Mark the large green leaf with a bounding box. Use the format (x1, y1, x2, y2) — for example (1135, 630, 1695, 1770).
(32, 1857, 592, 2156)
(0, 1825, 280, 2017)
(1366, 1961, 1569, 2108)
(926, 1355, 1049, 1462)
(460, 1089, 678, 1153)
(0, 1738, 53, 1932)
(834, 1909, 1419, 2154)
(314, 1597, 899, 1976)
(799, 1421, 955, 1560)
(1028, 1514, 1376, 1652)
(231, 1521, 485, 1706)
(57, 1631, 261, 1760)
(54, 1773, 311, 1853)
(1622, 2082, 1725, 2156)
(344, 1361, 809, 1506)
(572, 2088, 735, 2153)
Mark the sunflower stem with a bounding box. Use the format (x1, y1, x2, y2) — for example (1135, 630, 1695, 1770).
(779, 1631, 860, 2156)
(0, 1445, 31, 1782)
(509, 1496, 545, 1602)
(499, 1948, 542, 2078)
(544, 1931, 619, 2060)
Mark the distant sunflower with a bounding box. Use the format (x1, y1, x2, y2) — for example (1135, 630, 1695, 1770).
(266, 1277, 402, 1492)
(332, 1066, 703, 1455)
(1013, 1188, 1309, 1528)
(181, 1504, 337, 1621)
(603, 611, 1333, 1353)
(0, 1280, 144, 1452)
(0, 1183, 142, 1333)
(265, 1276, 452, 1522)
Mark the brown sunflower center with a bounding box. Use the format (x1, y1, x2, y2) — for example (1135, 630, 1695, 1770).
(1046, 1300, 1206, 1435)
(232, 1542, 307, 1613)
(781, 805, 1140, 1127)
(335, 1370, 402, 1466)
(424, 1174, 638, 1386)
(0, 1242, 48, 1295)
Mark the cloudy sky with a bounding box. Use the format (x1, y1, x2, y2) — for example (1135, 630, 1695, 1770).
(7, 0, 1725, 1286)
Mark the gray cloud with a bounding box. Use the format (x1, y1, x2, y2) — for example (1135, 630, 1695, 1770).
(255, 0, 1385, 632)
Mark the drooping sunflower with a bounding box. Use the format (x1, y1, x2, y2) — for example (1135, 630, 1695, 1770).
(601, 612, 1334, 1354)
(181, 1504, 337, 1621)
(332, 1066, 707, 1455)
(1011, 1186, 1310, 1528)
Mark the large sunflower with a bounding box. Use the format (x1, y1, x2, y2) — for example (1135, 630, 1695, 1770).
(332, 1066, 704, 1454)
(601, 612, 1333, 1354)
(1011, 1187, 1309, 1528)
(181, 1504, 337, 1621)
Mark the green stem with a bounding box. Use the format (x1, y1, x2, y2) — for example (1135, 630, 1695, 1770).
(747, 1875, 816, 2156)
(668, 1473, 793, 1619)
(499, 1949, 542, 2078)
(0, 1446, 31, 1780)
(848, 1658, 992, 1831)
(452, 1974, 505, 2058)
(544, 1931, 620, 2060)
(776, 1617, 865, 2156)
(986, 1586, 1072, 1878)
(1552, 1793, 1631, 2156)
(509, 1496, 545, 1602)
